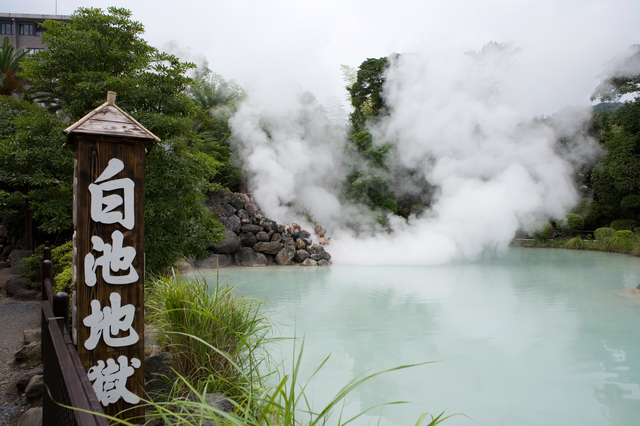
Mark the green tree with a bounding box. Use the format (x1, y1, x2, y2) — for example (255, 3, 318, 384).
(188, 62, 245, 190)
(0, 37, 28, 96)
(343, 56, 433, 219)
(20, 7, 224, 272)
(590, 63, 640, 225)
(0, 96, 73, 248)
(591, 44, 640, 102)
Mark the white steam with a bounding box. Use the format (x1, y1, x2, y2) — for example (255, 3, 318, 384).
(229, 46, 600, 265)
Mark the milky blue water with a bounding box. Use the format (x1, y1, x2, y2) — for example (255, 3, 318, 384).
(200, 248, 640, 426)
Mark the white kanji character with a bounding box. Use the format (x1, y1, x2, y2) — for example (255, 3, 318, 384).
(84, 230, 138, 286)
(87, 356, 141, 406)
(83, 292, 139, 350)
(89, 158, 135, 230)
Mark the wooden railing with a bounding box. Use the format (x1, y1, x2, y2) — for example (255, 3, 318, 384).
(41, 242, 108, 426)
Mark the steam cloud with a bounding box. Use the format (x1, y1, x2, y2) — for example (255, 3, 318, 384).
(229, 45, 601, 265)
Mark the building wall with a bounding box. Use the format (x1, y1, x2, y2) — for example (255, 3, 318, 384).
(0, 13, 71, 53)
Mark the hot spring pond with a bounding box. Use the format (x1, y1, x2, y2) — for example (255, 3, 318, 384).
(199, 248, 640, 425)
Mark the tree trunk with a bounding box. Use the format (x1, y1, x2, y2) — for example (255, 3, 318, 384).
(24, 196, 33, 251)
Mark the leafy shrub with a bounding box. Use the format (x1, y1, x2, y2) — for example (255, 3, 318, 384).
(594, 227, 615, 240)
(565, 214, 584, 231)
(632, 242, 640, 257)
(604, 230, 636, 253)
(21, 241, 73, 290)
(533, 222, 552, 240)
(610, 219, 637, 231)
(563, 237, 585, 249)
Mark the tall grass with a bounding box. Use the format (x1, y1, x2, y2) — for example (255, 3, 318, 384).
(563, 237, 585, 250)
(603, 230, 637, 253)
(146, 271, 271, 400)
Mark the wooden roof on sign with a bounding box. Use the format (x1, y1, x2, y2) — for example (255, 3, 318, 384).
(64, 92, 161, 144)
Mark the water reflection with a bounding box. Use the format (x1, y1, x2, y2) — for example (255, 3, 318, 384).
(200, 248, 640, 425)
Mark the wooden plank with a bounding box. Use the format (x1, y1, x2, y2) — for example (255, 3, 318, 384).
(75, 135, 146, 421)
(92, 106, 132, 123)
(43, 301, 107, 426)
(75, 121, 151, 138)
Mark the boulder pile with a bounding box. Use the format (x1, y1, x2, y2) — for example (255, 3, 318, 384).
(195, 192, 331, 268)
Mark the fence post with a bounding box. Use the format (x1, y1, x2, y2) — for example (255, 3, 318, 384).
(42, 260, 53, 302)
(53, 292, 70, 331)
(42, 241, 52, 302)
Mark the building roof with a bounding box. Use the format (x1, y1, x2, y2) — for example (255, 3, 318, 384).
(64, 92, 161, 143)
(0, 13, 71, 22)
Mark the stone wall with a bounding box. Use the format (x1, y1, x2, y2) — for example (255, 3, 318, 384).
(195, 192, 331, 268)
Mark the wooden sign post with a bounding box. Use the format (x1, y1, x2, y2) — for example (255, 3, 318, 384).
(65, 92, 160, 421)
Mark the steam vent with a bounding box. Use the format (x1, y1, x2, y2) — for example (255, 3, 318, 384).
(195, 192, 331, 267)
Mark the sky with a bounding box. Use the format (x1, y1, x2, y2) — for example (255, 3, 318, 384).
(4, 0, 640, 116)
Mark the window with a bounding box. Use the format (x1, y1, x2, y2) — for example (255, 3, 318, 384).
(0, 23, 12, 35)
(24, 48, 44, 55)
(35, 25, 44, 36)
(19, 24, 35, 36)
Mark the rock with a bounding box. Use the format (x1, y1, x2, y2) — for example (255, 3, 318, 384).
(294, 250, 310, 263)
(17, 407, 42, 426)
(25, 374, 44, 398)
(1, 244, 12, 260)
(237, 209, 251, 223)
(296, 238, 306, 249)
(241, 224, 263, 234)
(5, 277, 31, 297)
(245, 202, 260, 217)
(229, 197, 245, 211)
(314, 225, 326, 237)
(317, 260, 331, 266)
(225, 215, 242, 234)
(145, 352, 173, 399)
(267, 229, 275, 237)
(15, 342, 41, 361)
(277, 225, 286, 234)
(299, 230, 311, 239)
(229, 193, 250, 210)
(194, 254, 233, 269)
(24, 329, 41, 345)
(286, 224, 301, 238)
(320, 237, 330, 245)
(179, 392, 233, 424)
(265, 254, 277, 265)
(253, 242, 284, 255)
(303, 238, 313, 246)
(16, 366, 43, 392)
(310, 243, 331, 261)
(235, 247, 268, 266)
(220, 204, 236, 217)
(259, 218, 277, 232)
(10, 250, 33, 275)
(302, 258, 318, 266)
(240, 233, 257, 247)
(13, 289, 39, 300)
(255, 231, 270, 242)
(276, 241, 296, 265)
(213, 230, 241, 254)
(271, 233, 282, 243)
(0, 224, 6, 238)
